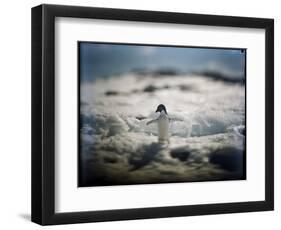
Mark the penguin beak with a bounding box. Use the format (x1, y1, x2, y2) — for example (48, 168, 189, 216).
(156, 108, 160, 113)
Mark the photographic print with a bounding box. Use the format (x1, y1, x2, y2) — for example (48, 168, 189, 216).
(78, 42, 246, 187)
(32, 5, 274, 224)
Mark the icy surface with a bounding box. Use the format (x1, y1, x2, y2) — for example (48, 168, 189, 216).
(79, 73, 245, 186)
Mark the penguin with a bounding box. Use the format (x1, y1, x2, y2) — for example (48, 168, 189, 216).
(147, 104, 170, 143)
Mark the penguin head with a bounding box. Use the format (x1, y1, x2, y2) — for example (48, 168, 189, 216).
(156, 104, 167, 114)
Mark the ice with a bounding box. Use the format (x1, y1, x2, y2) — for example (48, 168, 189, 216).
(79, 73, 245, 186)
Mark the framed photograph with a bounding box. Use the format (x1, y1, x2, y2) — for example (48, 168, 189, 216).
(31, 4, 274, 225)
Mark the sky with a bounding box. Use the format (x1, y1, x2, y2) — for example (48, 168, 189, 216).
(79, 42, 246, 82)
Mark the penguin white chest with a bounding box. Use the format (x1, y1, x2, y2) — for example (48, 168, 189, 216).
(157, 113, 169, 142)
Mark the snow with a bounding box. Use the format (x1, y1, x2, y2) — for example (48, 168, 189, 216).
(79, 73, 245, 186)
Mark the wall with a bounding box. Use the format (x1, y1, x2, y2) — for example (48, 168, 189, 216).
(0, 0, 279, 229)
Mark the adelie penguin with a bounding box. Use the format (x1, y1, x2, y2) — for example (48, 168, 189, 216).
(147, 104, 170, 143)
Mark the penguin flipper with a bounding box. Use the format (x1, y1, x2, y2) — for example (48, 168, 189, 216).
(169, 117, 184, 122)
(146, 119, 158, 126)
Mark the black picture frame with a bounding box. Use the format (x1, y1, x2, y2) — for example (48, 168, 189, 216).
(31, 4, 274, 225)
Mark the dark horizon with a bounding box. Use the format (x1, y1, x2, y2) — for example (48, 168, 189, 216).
(79, 42, 246, 82)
